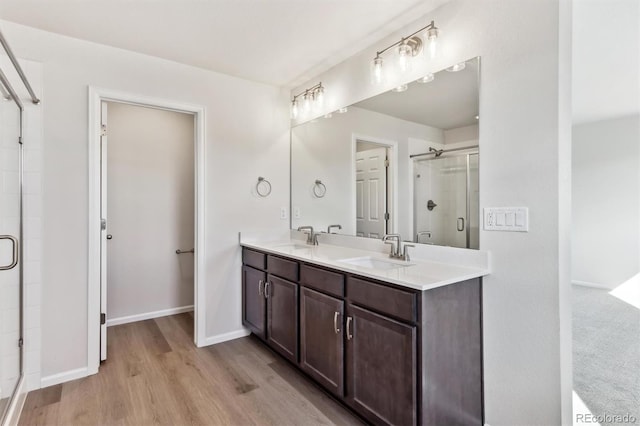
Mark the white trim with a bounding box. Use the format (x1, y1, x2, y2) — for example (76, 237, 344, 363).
(571, 280, 614, 290)
(106, 306, 194, 327)
(198, 329, 251, 348)
(350, 134, 399, 235)
(87, 87, 207, 376)
(40, 367, 88, 389)
(2, 376, 26, 426)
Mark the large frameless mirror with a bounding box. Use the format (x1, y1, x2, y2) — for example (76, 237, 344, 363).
(291, 56, 480, 248)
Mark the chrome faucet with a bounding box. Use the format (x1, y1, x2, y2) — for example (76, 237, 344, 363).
(402, 244, 415, 262)
(297, 226, 318, 245)
(382, 234, 402, 258)
(327, 224, 342, 234)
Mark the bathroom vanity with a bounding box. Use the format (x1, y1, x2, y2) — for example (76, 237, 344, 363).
(240, 236, 489, 426)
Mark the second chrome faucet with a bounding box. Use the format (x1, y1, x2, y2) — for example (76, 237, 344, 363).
(382, 234, 414, 261)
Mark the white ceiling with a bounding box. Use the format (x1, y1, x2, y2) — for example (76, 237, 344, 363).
(354, 58, 479, 130)
(573, 0, 639, 124)
(0, 0, 449, 88)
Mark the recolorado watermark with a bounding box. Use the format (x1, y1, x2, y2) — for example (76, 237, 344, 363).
(576, 413, 637, 424)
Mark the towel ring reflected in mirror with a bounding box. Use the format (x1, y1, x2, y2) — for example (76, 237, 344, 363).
(256, 176, 272, 197)
(313, 179, 327, 198)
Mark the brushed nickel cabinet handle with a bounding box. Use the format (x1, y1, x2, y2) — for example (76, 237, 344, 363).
(346, 316, 353, 340)
(333, 312, 340, 334)
(258, 279, 264, 296)
(264, 282, 270, 298)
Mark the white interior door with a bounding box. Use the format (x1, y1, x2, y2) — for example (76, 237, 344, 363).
(356, 147, 387, 238)
(100, 101, 108, 361)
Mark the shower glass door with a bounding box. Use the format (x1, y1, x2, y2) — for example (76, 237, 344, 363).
(0, 93, 22, 421)
(414, 151, 479, 249)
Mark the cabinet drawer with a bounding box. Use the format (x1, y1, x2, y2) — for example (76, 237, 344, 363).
(300, 264, 344, 297)
(243, 248, 266, 270)
(267, 255, 299, 282)
(347, 277, 416, 323)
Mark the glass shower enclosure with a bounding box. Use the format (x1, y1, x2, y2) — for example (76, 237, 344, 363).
(413, 151, 479, 249)
(0, 67, 25, 422)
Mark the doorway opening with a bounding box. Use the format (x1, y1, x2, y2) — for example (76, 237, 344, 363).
(88, 88, 206, 374)
(353, 137, 397, 239)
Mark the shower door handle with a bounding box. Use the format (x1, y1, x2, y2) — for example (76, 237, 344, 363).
(0, 235, 19, 271)
(457, 217, 465, 232)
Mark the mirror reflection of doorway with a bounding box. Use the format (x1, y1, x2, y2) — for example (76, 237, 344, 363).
(413, 150, 479, 248)
(355, 140, 392, 238)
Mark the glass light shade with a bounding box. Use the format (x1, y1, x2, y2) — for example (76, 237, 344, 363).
(392, 84, 408, 93)
(314, 86, 324, 110)
(417, 73, 435, 83)
(337, 107, 348, 114)
(371, 57, 384, 85)
(397, 43, 412, 73)
(302, 92, 312, 113)
(290, 99, 299, 119)
(426, 26, 439, 59)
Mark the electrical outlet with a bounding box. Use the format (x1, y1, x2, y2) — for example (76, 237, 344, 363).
(294, 206, 301, 219)
(280, 207, 288, 220)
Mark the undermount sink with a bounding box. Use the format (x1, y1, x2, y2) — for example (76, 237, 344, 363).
(337, 256, 415, 270)
(274, 243, 311, 251)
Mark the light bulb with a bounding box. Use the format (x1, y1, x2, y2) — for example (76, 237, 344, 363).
(397, 42, 412, 73)
(290, 99, 299, 119)
(337, 107, 348, 114)
(314, 86, 324, 110)
(417, 73, 434, 84)
(371, 56, 384, 85)
(425, 21, 439, 59)
(392, 84, 408, 93)
(303, 92, 311, 114)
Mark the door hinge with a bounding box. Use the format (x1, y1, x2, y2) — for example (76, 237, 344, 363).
(18, 338, 23, 348)
(101, 218, 107, 230)
(384, 158, 390, 168)
(100, 313, 106, 325)
(384, 212, 390, 220)
(18, 136, 23, 145)
(101, 124, 107, 137)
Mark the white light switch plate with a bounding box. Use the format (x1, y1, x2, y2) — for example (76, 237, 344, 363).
(293, 206, 301, 219)
(280, 207, 288, 220)
(484, 207, 529, 232)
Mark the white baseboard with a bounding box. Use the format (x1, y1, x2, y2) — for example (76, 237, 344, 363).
(572, 280, 614, 290)
(40, 367, 88, 389)
(3, 375, 26, 426)
(198, 328, 251, 348)
(106, 305, 194, 327)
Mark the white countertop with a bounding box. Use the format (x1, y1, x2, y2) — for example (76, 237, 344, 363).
(240, 235, 490, 292)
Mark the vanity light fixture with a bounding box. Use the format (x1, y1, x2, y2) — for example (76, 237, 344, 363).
(446, 62, 466, 72)
(417, 73, 435, 83)
(392, 84, 408, 93)
(370, 20, 440, 86)
(290, 82, 325, 119)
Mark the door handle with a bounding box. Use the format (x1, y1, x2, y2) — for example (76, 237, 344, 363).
(0, 235, 18, 271)
(258, 279, 264, 296)
(346, 316, 353, 340)
(264, 281, 270, 298)
(457, 217, 465, 232)
(333, 312, 340, 334)
(106, 234, 113, 240)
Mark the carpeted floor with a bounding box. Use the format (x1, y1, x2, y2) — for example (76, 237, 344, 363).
(573, 285, 640, 426)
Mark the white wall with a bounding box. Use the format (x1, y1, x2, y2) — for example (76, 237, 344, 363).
(0, 20, 290, 380)
(291, 0, 573, 425)
(572, 114, 640, 288)
(291, 106, 442, 237)
(106, 103, 195, 321)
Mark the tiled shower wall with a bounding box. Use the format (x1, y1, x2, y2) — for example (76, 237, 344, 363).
(0, 55, 43, 394)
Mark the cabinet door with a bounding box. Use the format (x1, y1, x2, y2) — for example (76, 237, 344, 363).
(242, 265, 266, 339)
(300, 287, 344, 397)
(266, 274, 299, 362)
(345, 304, 417, 426)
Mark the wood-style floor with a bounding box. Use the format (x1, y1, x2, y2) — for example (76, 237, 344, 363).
(19, 313, 362, 426)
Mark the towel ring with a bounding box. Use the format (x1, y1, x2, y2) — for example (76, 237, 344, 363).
(256, 177, 272, 197)
(313, 179, 327, 198)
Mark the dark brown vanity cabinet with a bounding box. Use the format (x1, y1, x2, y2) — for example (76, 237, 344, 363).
(241, 247, 484, 426)
(299, 287, 345, 397)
